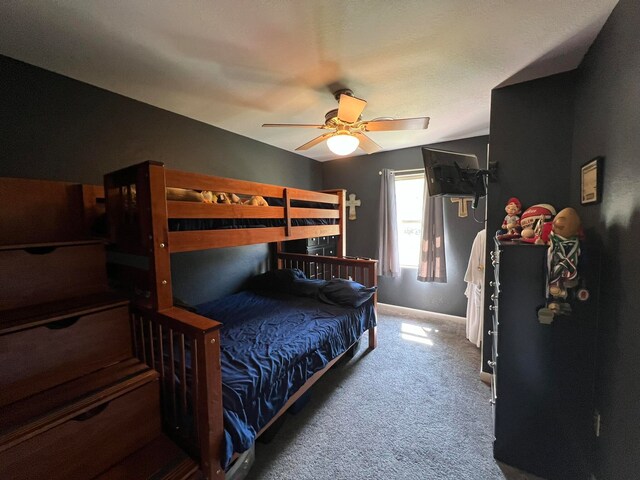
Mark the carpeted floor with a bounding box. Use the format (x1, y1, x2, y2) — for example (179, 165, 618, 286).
(247, 310, 544, 480)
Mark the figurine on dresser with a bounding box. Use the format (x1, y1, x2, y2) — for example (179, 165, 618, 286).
(497, 197, 522, 240)
(538, 207, 582, 322)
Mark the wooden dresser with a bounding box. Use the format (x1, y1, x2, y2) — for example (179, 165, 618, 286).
(0, 177, 198, 480)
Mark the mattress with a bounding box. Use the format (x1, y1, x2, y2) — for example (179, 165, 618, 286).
(196, 290, 376, 468)
(168, 217, 337, 231)
(168, 198, 338, 231)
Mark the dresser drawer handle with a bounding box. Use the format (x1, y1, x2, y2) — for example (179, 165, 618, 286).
(488, 330, 497, 336)
(45, 316, 80, 330)
(72, 402, 110, 422)
(490, 399, 496, 406)
(487, 360, 496, 368)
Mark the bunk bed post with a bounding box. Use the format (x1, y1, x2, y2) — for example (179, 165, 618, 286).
(336, 189, 346, 256)
(322, 189, 346, 256)
(144, 162, 173, 311)
(283, 188, 292, 238)
(274, 242, 284, 269)
(196, 329, 225, 480)
(367, 260, 378, 350)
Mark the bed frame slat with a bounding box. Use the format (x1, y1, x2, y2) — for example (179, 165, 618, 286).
(179, 334, 188, 417)
(168, 225, 340, 252)
(169, 329, 177, 425)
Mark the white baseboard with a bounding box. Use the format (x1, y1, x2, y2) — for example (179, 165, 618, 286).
(378, 302, 466, 325)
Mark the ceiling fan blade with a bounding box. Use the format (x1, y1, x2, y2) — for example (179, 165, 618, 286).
(262, 123, 329, 129)
(295, 133, 334, 151)
(354, 132, 383, 154)
(363, 117, 430, 132)
(337, 94, 367, 123)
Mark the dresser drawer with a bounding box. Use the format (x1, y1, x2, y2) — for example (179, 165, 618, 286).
(0, 378, 160, 480)
(0, 244, 108, 311)
(0, 305, 132, 407)
(306, 246, 324, 256)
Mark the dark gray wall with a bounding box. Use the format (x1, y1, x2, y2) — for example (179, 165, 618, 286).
(485, 2, 640, 475)
(322, 136, 488, 317)
(483, 72, 576, 372)
(0, 54, 321, 305)
(569, 1, 640, 478)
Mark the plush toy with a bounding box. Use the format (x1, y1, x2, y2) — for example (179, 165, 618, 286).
(519, 204, 556, 241)
(538, 207, 582, 323)
(244, 195, 269, 206)
(211, 192, 241, 204)
(533, 222, 554, 245)
(200, 191, 214, 204)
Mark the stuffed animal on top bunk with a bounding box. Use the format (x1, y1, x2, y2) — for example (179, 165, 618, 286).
(210, 192, 242, 204)
(200, 191, 214, 204)
(496, 197, 522, 240)
(243, 195, 269, 206)
(537, 207, 584, 324)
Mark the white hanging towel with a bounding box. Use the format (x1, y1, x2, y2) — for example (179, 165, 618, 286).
(464, 229, 486, 347)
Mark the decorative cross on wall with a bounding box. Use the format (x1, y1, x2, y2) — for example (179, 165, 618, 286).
(345, 193, 361, 220)
(450, 197, 473, 218)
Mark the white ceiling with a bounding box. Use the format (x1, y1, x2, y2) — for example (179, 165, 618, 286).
(0, 1, 618, 162)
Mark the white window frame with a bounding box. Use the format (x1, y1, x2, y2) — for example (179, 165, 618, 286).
(394, 173, 425, 268)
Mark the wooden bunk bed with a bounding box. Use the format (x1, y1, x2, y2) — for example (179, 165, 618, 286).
(104, 161, 378, 480)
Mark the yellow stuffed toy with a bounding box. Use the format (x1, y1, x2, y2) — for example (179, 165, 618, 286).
(244, 195, 269, 206)
(212, 192, 241, 204)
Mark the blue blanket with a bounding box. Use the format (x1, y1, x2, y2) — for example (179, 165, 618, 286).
(196, 290, 376, 468)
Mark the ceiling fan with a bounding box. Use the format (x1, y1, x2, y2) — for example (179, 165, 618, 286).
(262, 89, 430, 156)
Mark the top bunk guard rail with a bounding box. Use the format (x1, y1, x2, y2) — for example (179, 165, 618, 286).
(105, 162, 343, 254)
(164, 168, 340, 204)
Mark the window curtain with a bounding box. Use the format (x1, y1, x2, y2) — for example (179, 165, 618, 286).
(377, 169, 400, 278)
(417, 178, 447, 282)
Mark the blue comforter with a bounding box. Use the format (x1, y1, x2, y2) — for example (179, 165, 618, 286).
(196, 290, 376, 468)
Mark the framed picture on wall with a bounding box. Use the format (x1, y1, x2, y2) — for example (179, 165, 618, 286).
(581, 156, 603, 205)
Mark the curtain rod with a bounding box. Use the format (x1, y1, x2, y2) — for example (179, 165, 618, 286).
(378, 168, 425, 175)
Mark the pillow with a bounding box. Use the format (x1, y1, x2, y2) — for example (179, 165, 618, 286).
(318, 279, 377, 308)
(248, 268, 306, 291)
(289, 278, 328, 298)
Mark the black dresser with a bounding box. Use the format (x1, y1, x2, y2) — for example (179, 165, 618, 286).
(490, 239, 595, 480)
(283, 235, 338, 257)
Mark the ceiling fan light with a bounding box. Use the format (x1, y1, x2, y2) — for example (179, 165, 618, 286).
(327, 133, 359, 156)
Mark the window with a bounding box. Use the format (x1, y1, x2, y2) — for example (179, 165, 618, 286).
(394, 174, 425, 267)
